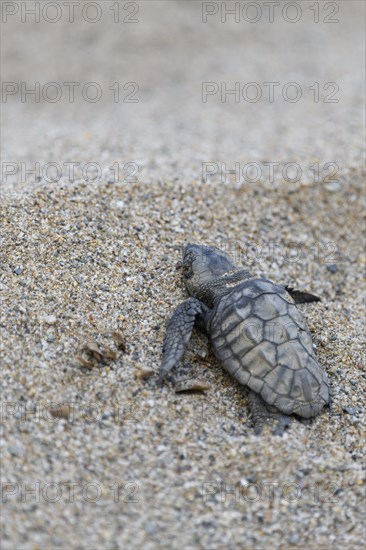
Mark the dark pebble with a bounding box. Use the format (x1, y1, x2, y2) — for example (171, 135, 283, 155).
(343, 406, 359, 415)
(326, 264, 338, 273)
(14, 266, 23, 275)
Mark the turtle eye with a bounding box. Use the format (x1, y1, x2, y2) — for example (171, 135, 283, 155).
(183, 263, 193, 279)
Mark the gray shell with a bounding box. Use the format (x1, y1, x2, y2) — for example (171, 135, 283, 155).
(208, 279, 329, 418)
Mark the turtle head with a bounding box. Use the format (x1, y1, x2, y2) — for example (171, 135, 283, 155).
(181, 243, 237, 296)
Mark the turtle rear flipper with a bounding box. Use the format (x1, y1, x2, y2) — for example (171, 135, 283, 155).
(248, 391, 292, 436)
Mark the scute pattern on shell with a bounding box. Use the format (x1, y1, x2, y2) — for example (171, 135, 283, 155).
(209, 279, 329, 418)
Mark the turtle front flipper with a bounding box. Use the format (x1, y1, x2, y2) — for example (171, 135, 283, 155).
(158, 298, 207, 384)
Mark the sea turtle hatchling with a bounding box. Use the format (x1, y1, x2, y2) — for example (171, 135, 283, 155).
(159, 243, 330, 434)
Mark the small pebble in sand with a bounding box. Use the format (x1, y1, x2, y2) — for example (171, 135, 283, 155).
(175, 378, 211, 393)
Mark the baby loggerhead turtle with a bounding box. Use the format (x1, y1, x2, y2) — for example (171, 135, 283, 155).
(159, 243, 329, 435)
